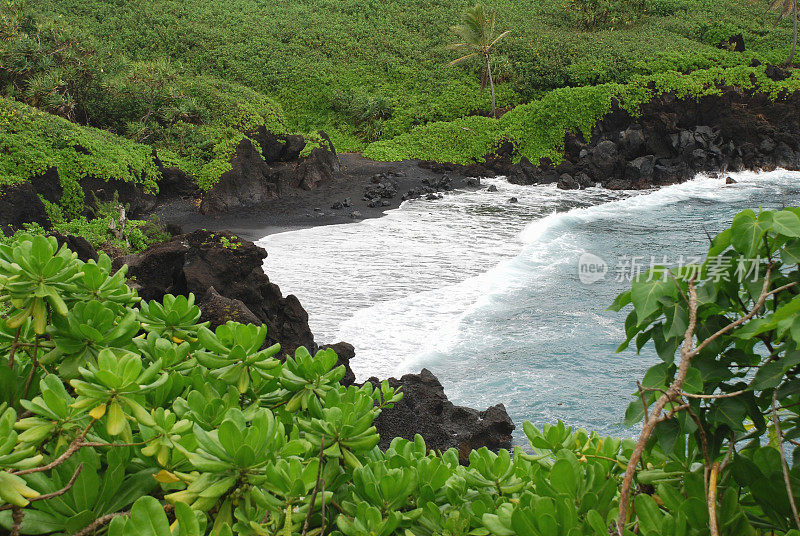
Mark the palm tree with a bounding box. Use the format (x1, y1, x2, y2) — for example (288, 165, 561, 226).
(766, 0, 798, 65)
(448, 4, 510, 118)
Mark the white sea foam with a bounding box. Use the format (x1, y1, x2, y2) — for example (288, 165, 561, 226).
(259, 170, 800, 392)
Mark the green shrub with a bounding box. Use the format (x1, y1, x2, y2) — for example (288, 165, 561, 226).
(561, 0, 652, 30)
(31, 0, 796, 151)
(0, 96, 160, 217)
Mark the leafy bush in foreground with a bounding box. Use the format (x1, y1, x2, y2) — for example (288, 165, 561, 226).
(1, 205, 800, 535)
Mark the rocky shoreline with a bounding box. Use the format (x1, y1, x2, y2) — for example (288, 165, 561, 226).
(5, 83, 800, 240)
(425, 83, 800, 191)
(154, 82, 800, 238)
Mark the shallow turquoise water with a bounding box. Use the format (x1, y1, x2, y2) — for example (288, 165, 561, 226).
(259, 170, 800, 443)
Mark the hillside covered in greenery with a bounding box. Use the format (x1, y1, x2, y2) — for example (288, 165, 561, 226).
(0, 0, 796, 211)
(2, 0, 800, 533)
(30, 0, 800, 151)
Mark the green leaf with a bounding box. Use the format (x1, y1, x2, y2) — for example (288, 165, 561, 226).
(655, 418, 681, 456)
(585, 510, 608, 535)
(608, 290, 632, 312)
(174, 502, 200, 536)
(708, 398, 748, 432)
(663, 302, 689, 340)
(752, 352, 800, 390)
(708, 228, 732, 257)
(550, 459, 579, 497)
(682, 367, 703, 394)
(634, 494, 663, 535)
(510, 509, 539, 536)
(781, 239, 800, 265)
(753, 360, 786, 390)
(642, 363, 668, 389)
(625, 399, 645, 426)
(0, 509, 62, 534)
(730, 209, 771, 256)
(128, 496, 171, 536)
(631, 273, 676, 323)
(772, 210, 800, 237)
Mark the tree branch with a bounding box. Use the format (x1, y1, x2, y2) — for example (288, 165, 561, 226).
(13, 422, 94, 476)
(690, 274, 791, 359)
(301, 437, 325, 536)
(0, 464, 84, 512)
(11, 507, 23, 536)
(708, 462, 720, 536)
(680, 389, 745, 399)
(69, 512, 128, 536)
(617, 269, 792, 535)
(617, 275, 698, 535)
(772, 389, 800, 531)
(69, 504, 172, 536)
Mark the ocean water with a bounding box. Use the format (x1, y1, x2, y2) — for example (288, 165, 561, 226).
(258, 170, 800, 443)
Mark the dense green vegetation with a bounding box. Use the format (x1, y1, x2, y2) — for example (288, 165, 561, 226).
(0, 0, 797, 202)
(0, 96, 159, 217)
(3, 0, 800, 533)
(0, 1, 293, 195)
(2, 208, 800, 535)
(31, 0, 799, 152)
(364, 64, 800, 164)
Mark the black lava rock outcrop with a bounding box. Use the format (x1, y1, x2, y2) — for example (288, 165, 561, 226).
(402, 175, 455, 201)
(113, 231, 516, 455)
(436, 86, 800, 190)
(0, 182, 52, 234)
(114, 229, 315, 356)
(200, 131, 340, 214)
(363, 173, 399, 203)
(52, 233, 99, 262)
(366, 369, 515, 461)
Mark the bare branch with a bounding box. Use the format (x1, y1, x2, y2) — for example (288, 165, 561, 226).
(720, 432, 736, 473)
(11, 507, 23, 536)
(708, 462, 720, 536)
(301, 437, 325, 536)
(636, 381, 650, 425)
(13, 422, 94, 476)
(680, 389, 745, 399)
(691, 274, 794, 359)
(0, 464, 84, 512)
(68, 504, 172, 536)
(617, 275, 698, 535)
(618, 269, 796, 535)
(772, 389, 800, 531)
(69, 512, 129, 536)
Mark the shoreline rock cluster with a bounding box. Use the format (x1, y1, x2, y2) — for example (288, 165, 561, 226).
(199, 130, 340, 214)
(5, 86, 800, 235)
(422, 83, 800, 191)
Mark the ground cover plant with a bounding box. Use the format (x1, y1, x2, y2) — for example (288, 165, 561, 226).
(1, 207, 800, 534)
